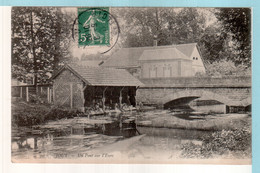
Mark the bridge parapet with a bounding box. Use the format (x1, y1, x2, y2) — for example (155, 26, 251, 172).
(139, 75, 251, 88)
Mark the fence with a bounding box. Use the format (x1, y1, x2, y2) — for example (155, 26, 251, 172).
(12, 84, 53, 103)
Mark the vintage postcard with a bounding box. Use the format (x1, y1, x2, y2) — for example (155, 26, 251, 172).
(10, 7, 251, 164)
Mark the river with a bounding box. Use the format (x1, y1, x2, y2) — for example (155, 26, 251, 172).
(11, 107, 249, 162)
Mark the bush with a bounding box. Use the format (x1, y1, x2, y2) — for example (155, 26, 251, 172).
(202, 128, 251, 153)
(181, 142, 203, 158)
(44, 107, 81, 121)
(12, 103, 47, 127)
(181, 127, 251, 159)
(205, 60, 251, 77)
(12, 101, 81, 127)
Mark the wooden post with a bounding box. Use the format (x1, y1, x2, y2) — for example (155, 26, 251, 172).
(20, 87, 23, 98)
(47, 87, 50, 103)
(26, 87, 29, 102)
(102, 87, 108, 110)
(70, 83, 73, 109)
(81, 85, 87, 112)
(50, 89, 52, 103)
(34, 137, 38, 149)
(53, 86, 55, 103)
(119, 87, 125, 108)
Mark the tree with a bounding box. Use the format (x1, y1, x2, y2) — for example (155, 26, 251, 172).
(198, 24, 231, 64)
(119, 8, 207, 47)
(204, 60, 251, 77)
(11, 7, 73, 85)
(166, 8, 207, 44)
(118, 7, 173, 47)
(214, 8, 251, 66)
(118, 7, 251, 70)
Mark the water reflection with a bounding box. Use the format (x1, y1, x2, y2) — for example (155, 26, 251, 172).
(11, 108, 226, 160)
(12, 130, 124, 159)
(12, 125, 208, 160)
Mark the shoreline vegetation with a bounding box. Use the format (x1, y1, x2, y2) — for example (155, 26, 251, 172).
(11, 99, 251, 159)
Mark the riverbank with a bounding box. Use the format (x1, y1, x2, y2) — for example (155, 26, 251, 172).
(11, 98, 84, 127)
(12, 99, 251, 132)
(11, 99, 251, 161)
(136, 110, 251, 131)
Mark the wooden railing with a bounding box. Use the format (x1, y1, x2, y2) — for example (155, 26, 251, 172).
(12, 84, 53, 103)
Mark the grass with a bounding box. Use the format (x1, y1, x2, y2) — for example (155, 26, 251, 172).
(11, 98, 82, 127)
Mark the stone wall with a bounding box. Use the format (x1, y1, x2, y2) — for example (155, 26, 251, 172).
(136, 76, 251, 107)
(139, 76, 251, 87)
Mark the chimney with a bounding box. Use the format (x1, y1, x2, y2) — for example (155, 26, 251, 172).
(153, 34, 158, 46)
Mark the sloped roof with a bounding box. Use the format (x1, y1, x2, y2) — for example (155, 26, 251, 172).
(139, 47, 191, 61)
(76, 60, 103, 67)
(175, 43, 196, 57)
(52, 64, 143, 87)
(102, 43, 197, 68)
(101, 47, 146, 68)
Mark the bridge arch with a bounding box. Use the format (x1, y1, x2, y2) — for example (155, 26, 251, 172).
(162, 90, 235, 106)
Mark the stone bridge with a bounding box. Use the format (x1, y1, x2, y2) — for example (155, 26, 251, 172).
(136, 76, 251, 108)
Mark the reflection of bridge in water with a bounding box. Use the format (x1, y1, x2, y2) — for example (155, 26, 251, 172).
(136, 76, 251, 113)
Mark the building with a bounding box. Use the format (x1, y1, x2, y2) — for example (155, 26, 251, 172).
(102, 43, 205, 78)
(51, 63, 143, 111)
(77, 60, 104, 67)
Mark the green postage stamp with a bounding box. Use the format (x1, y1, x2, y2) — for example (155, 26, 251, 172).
(78, 7, 110, 46)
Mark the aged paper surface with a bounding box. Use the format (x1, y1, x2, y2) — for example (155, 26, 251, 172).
(1, 5, 252, 173)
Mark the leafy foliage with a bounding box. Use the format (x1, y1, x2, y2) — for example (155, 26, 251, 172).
(117, 7, 251, 69)
(120, 8, 206, 47)
(215, 8, 251, 66)
(11, 7, 73, 84)
(201, 60, 251, 77)
(11, 7, 251, 82)
(181, 126, 251, 159)
(12, 100, 81, 127)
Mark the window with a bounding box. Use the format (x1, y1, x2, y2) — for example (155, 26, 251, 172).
(149, 65, 157, 78)
(178, 61, 181, 76)
(163, 64, 172, 77)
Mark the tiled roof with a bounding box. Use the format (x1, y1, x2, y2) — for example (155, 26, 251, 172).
(102, 43, 197, 68)
(75, 60, 103, 67)
(139, 47, 191, 61)
(175, 43, 197, 57)
(53, 64, 143, 87)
